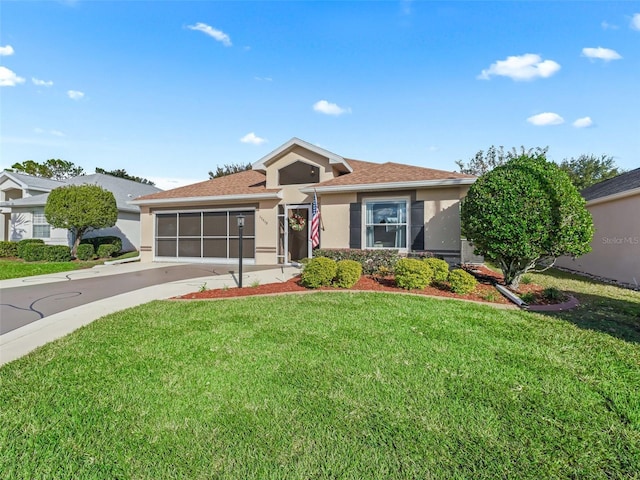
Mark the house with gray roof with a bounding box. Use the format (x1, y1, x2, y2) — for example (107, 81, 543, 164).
(0, 171, 162, 252)
(556, 168, 640, 287)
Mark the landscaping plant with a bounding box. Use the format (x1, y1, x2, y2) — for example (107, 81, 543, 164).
(448, 269, 478, 294)
(300, 257, 338, 288)
(334, 259, 363, 288)
(461, 154, 593, 289)
(394, 258, 434, 290)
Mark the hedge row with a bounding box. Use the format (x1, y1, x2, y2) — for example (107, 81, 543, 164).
(300, 258, 363, 289)
(313, 249, 400, 275)
(80, 235, 122, 254)
(19, 243, 72, 262)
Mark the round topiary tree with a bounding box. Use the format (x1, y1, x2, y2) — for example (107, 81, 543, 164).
(45, 184, 118, 257)
(461, 154, 593, 289)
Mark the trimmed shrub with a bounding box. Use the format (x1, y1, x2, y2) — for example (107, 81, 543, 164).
(334, 260, 363, 288)
(313, 248, 399, 275)
(394, 258, 434, 290)
(17, 239, 45, 259)
(424, 257, 450, 285)
(301, 257, 338, 288)
(448, 269, 478, 294)
(43, 245, 72, 262)
(0, 241, 18, 258)
(20, 243, 46, 262)
(76, 243, 95, 261)
(97, 244, 119, 258)
(80, 235, 123, 254)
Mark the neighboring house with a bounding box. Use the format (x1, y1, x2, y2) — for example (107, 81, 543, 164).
(131, 138, 476, 265)
(0, 171, 162, 251)
(556, 168, 640, 287)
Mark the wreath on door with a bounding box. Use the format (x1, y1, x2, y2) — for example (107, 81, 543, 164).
(288, 213, 306, 231)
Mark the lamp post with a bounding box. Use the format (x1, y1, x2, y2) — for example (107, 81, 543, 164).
(236, 214, 245, 288)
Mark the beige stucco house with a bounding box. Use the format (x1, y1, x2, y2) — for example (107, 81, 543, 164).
(556, 168, 640, 287)
(131, 138, 476, 265)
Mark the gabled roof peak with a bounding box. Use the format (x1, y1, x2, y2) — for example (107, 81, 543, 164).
(251, 137, 353, 174)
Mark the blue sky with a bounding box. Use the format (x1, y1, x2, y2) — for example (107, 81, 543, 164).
(1, 1, 638, 189)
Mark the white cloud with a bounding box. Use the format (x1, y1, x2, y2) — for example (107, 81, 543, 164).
(35, 128, 65, 136)
(313, 99, 351, 116)
(254, 76, 273, 82)
(582, 47, 622, 61)
(50, 130, 65, 137)
(0, 45, 15, 56)
(240, 132, 267, 145)
(573, 117, 593, 128)
(32, 77, 53, 87)
(478, 53, 561, 81)
(67, 90, 84, 100)
(0, 66, 25, 86)
(527, 112, 565, 126)
(601, 21, 619, 30)
(401, 0, 413, 15)
(187, 22, 232, 47)
(631, 13, 640, 31)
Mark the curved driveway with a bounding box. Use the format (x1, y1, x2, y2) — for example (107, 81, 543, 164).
(0, 263, 272, 335)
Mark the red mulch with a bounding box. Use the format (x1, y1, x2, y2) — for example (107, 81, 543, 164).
(175, 272, 514, 305)
(175, 264, 566, 306)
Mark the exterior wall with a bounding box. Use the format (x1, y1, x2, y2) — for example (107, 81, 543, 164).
(556, 193, 640, 286)
(254, 199, 280, 264)
(83, 211, 141, 251)
(318, 192, 358, 249)
(417, 187, 463, 254)
(139, 206, 154, 262)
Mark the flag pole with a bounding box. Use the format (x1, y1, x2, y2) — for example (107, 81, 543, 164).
(314, 188, 324, 231)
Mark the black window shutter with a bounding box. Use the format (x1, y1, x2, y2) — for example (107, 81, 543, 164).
(349, 202, 361, 249)
(411, 201, 425, 251)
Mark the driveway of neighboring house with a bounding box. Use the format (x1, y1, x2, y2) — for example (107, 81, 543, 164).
(0, 263, 273, 335)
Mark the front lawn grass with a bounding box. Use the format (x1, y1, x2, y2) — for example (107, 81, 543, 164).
(1, 293, 638, 478)
(0, 258, 103, 280)
(523, 268, 640, 343)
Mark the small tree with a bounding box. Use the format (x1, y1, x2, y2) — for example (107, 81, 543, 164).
(45, 184, 118, 256)
(455, 145, 548, 176)
(10, 159, 85, 180)
(461, 154, 593, 289)
(208, 163, 252, 179)
(95, 167, 155, 185)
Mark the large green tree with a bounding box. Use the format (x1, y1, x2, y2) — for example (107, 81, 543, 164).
(10, 159, 85, 180)
(461, 154, 593, 289)
(558, 154, 623, 190)
(45, 184, 118, 256)
(95, 167, 155, 185)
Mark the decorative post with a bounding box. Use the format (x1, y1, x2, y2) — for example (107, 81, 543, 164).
(236, 214, 245, 288)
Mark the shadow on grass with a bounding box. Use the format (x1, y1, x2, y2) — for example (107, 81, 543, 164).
(525, 269, 640, 344)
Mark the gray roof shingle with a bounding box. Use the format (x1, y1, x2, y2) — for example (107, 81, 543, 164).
(581, 168, 640, 201)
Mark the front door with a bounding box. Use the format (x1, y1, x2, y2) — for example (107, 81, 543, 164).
(285, 205, 311, 263)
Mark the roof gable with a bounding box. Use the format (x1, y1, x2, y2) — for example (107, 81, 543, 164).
(252, 137, 353, 174)
(0, 170, 66, 192)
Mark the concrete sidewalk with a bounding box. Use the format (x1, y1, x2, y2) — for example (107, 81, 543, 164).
(0, 263, 301, 367)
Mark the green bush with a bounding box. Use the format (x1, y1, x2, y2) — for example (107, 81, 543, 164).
(17, 239, 45, 259)
(301, 257, 338, 288)
(314, 249, 399, 275)
(97, 244, 119, 258)
(394, 258, 434, 290)
(43, 245, 72, 262)
(520, 292, 537, 304)
(424, 257, 450, 284)
(542, 286, 564, 301)
(20, 243, 46, 262)
(0, 241, 18, 258)
(334, 260, 363, 288)
(80, 235, 123, 254)
(76, 243, 95, 261)
(448, 269, 478, 295)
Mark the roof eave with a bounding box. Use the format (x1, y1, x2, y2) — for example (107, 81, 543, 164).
(129, 192, 283, 206)
(302, 178, 476, 194)
(586, 186, 640, 206)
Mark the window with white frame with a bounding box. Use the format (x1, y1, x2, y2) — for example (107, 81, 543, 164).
(32, 212, 51, 239)
(364, 199, 408, 250)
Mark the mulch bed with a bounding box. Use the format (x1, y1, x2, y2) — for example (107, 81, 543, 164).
(175, 265, 574, 309)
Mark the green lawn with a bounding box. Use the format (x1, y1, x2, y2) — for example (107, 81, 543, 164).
(0, 252, 140, 281)
(1, 294, 638, 479)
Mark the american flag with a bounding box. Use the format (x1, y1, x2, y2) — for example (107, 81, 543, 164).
(311, 191, 320, 248)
